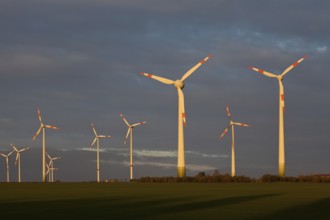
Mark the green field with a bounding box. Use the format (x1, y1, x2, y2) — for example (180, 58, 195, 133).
(0, 183, 329, 219)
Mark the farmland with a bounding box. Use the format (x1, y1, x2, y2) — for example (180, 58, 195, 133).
(0, 183, 329, 219)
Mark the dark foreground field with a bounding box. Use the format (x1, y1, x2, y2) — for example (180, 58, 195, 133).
(0, 183, 329, 219)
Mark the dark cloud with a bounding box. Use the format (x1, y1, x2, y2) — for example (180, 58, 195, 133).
(0, 0, 329, 181)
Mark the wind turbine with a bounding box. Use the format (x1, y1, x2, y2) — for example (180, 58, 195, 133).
(0, 150, 14, 182)
(46, 163, 58, 182)
(46, 152, 61, 182)
(32, 108, 59, 182)
(140, 54, 212, 177)
(120, 113, 146, 180)
(46, 163, 51, 181)
(90, 123, 111, 183)
(247, 55, 307, 176)
(11, 144, 29, 183)
(219, 104, 249, 177)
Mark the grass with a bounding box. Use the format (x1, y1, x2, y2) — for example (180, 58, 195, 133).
(0, 182, 329, 219)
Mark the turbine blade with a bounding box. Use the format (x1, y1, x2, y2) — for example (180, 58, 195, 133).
(177, 88, 186, 127)
(0, 153, 5, 157)
(91, 123, 97, 136)
(247, 66, 278, 78)
(131, 122, 147, 127)
(45, 125, 59, 130)
(234, 122, 250, 127)
(98, 135, 112, 138)
(140, 72, 174, 85)
(53, 157, 61, 160)
(281, 55, 308, 77)
(37, 108, 43, 122)
(46, 163, 50, 175)
(7, 151, 14, 157)
(15, 153, 19, 165)
(19, 147, 29, 153)
(181, 54, 212, 81)
(90, 138, 97, 148)
(124, 128, 130, 144)
(219, 124, 231, 139)
(10, 144, 18, 152)
(32, 126, 42, 141)
(226, 104, 232, 120)
(120, 114, 130, 126)
(46, 152, 51, 160)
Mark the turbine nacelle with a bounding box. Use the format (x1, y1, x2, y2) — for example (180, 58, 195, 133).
(174, 80, 184, 89)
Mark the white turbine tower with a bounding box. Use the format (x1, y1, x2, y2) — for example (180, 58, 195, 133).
(219, 104, 249, 177)
(120, 113, 146, 180)
(0, 150, 14, 182)
(90, 123, 111, 183)
(140, 54, 212, 177)
(46, 152, 61, 182)
(11, 144, 29, 183)
(247, 55, 307, 176)
(32, 108, 59, 182)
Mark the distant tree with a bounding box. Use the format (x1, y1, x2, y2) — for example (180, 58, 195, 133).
(132, 173, 329, 184)
(195, 172, 206, 178)
(260, 174, 279, 182)
(222, 174, 232, 182)
(212, 169, 220, 177)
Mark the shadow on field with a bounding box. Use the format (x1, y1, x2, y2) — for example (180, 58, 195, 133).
(162, 194, 279, 215)
(255, 197, 330, 220)
(0, 194, 278, 219)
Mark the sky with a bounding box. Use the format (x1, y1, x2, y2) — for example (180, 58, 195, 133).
(0, 0, 329, 182)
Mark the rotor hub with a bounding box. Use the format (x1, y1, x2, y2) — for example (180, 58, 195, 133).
(174, 80, 184, 89)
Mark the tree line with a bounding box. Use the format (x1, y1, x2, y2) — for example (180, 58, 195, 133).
(130, 170, 330, 183)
